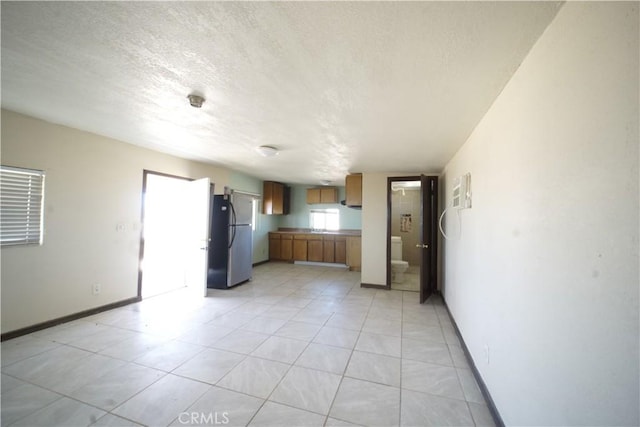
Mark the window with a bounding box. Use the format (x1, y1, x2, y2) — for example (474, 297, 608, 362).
(0, 165, 45, 246)
(309, 208, 339, 231)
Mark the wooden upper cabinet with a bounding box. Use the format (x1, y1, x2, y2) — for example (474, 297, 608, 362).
(263, 181, 290, 215)
(345, 174, 362, 207)
(306, 188, 321, 204)
(306, 187, 338, 204)
(263, 182, 273, 214)
(320, 188, 338, 203)
(272, 183, 284, 214)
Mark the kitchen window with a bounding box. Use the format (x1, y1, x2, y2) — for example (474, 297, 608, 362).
(0, 165, 45, 246)
(309, 208, 339, 231)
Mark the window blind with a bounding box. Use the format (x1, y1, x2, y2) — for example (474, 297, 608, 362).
(0, 165, 45, 246)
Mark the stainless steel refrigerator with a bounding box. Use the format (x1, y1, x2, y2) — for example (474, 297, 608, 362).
(207, 192, 253, 289)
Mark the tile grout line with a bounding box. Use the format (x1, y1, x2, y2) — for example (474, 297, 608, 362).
(399, 289, 406, 427)
(243, 271, 357, 426)
(2, 265, 443, 427)
(322, 287, 375, 426)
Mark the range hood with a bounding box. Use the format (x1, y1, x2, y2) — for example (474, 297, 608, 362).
(340, 200, 362, 210)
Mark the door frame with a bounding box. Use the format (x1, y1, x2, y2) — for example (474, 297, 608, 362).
(386, 175, 438, 302)
(137, 170, 193, 299)
(420, 175, 439, 303)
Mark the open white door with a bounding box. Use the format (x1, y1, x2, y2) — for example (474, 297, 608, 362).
(184, 177, 211, 297)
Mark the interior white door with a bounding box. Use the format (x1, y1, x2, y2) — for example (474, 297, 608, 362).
(184, 177, 211, 297)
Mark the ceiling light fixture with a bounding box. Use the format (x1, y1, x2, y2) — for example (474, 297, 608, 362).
(187, 94, 205, 108)
(256, 145, 279, 157)
(320, 180, 332, 186)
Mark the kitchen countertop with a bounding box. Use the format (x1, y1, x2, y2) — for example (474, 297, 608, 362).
(271, 228, 361, 237)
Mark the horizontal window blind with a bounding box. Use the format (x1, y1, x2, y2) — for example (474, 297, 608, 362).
(0, 165, 45, 246)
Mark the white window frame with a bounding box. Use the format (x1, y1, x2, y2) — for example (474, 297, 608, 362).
(251, 198, 258, 231)
(0, 165, 45, 246)
(309, 208, 339, 231)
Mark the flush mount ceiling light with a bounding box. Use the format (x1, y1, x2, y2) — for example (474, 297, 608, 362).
(256, 145, 279, 157)
(187, 94, 205, 108)
(320, 180, 332, 186)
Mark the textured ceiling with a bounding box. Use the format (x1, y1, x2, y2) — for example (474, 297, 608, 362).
(1, 2, 562, 185)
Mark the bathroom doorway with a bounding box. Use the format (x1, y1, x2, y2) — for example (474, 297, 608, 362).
(387, 175, 438, 302)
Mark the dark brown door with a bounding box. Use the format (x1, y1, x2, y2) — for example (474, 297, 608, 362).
(419, 175, 438, 303)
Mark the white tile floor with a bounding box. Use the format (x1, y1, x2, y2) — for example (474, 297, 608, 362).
(1, 263, 496, 427)
(391, 266, 419, 292)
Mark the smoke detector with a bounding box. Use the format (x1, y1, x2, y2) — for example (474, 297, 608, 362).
(187, 94, 205, 108)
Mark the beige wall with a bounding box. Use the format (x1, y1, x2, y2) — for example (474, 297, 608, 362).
(1, 110, 232, 333)
(441, 2, 638, 425)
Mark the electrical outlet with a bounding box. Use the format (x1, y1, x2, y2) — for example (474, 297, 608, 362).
(483, 344, 490, 364)
(92, 283, 101, 295)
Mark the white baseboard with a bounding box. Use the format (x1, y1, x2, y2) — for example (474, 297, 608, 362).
(293, 261, 349, 269)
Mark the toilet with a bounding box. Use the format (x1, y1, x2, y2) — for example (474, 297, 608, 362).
(391, 236, 409, 283)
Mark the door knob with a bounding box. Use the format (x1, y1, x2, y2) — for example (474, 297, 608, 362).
(416, 244, 428, 249)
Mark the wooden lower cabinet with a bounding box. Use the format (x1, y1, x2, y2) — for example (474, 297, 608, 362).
(269, 234, 281, 260)
(269, 232, 293, 261)
(346, 236, 362, 271)
(280, 234, 293, 261)
(334, 236, 347, 264)
(269, 232, 360, 270)
(293, 235, 308, 261)
(322, 235, 335, 263)
(307, 236, 323, 262)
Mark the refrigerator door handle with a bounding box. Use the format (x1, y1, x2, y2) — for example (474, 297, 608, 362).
(228, 202, 237, 248)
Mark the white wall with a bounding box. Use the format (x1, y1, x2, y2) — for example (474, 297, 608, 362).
(1, 110, 233, 333)
(441, 3, 639, 425)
